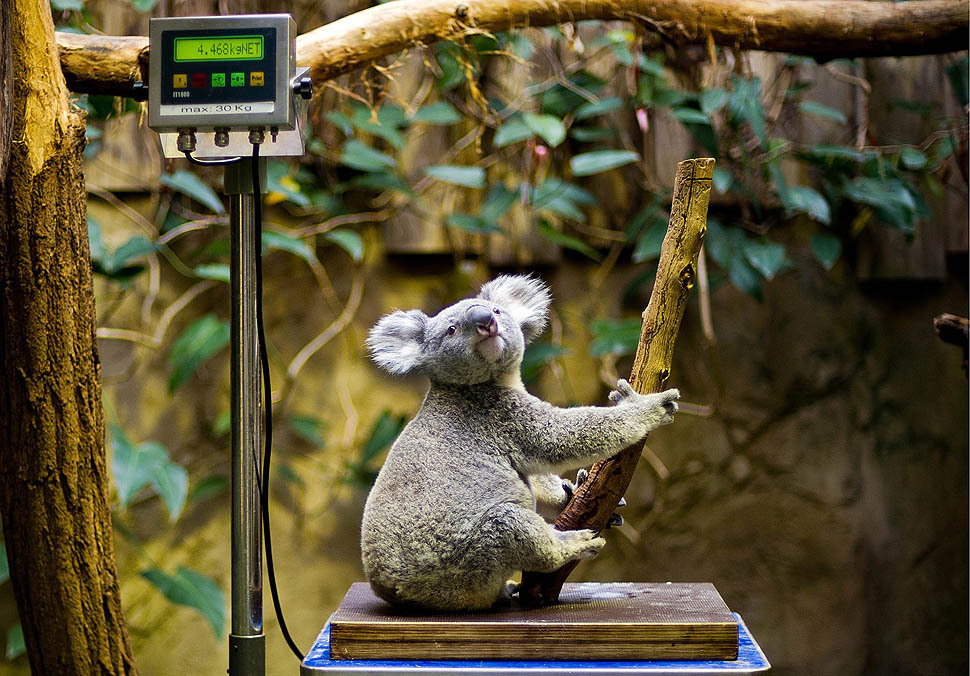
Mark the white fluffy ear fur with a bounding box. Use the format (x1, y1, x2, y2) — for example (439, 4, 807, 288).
(366, 309, 428, 375)
(477, 275, 551, 343)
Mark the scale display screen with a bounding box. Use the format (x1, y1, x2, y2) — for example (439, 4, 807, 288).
(174, 35, 264, 62)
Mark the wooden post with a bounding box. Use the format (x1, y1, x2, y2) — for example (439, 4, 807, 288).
(519, 157, 715, 606)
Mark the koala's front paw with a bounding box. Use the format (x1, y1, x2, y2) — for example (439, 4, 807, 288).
(608, 379, 638, 406)
(646, 388, 680, 426)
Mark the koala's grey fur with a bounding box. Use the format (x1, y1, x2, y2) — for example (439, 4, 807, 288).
(362, 275, 679, 611)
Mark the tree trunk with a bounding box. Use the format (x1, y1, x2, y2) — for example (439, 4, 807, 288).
(54, 0, 969, 97)
(520, 158, 715, 606)
(0, 0, 138, 673)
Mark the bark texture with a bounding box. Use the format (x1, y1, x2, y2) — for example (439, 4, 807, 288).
(54, 0, 969, 97)
(0, 0, 138, 673)
(520, 158, 715, 606)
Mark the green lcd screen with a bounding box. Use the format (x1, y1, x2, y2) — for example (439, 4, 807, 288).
(174, 35, 263, 62)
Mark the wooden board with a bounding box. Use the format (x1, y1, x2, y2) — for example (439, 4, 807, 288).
(329, 582, 739, 661)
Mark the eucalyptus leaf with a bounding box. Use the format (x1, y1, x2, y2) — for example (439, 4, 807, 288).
(447, 214, 502, 234)
(633, 221, 667, 263)
(51, 0, 84, 9)
(129, 0, 159, 11)
(141, 566, 225, 637)
(811, 233, 842, 270)
(523, 113, 566, 148)
(786, 186, 831, 224)
(900, 147, 928, 170)
(574, 97, 622, 121)
(323, 229, 365, 262)
(149, 459, 188, 523)
(168, 314, 230, 392)
(5, 623, 24, 660)
(798, 100, 848, 124)
(412, 101, 462, 125)
(494, 118, 533, 147)
(570, 150, 639, 176)
(161, 171, 225, 214)
(289, 415, 326, 446)
(672, 108, 710, 125)
(339, 140, 397, 172)
(481, 184, 518, 225)
(743, 239, 789, 280)
(110, 426, 188, 521)
(536, 222, 600, 261)
(361, 412, 406, 464)
(728, 75, 766, 144)
(712, 167, 733, 193)
(589, 318, 642, 357)
(262, 230, 316, 263)
(425, 165, 486, 189)
(0, 543, 9, 585)
(569, 127, 615, 142)
(700, 88, 729, 115)
(521, 343, 568, 382)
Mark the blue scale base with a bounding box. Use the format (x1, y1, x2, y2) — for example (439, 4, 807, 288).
(301, 613, 770, 675)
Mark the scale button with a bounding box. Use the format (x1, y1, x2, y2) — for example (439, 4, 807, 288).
(172, 73, 187, 88)
(249, 71, 264, 87)
(230, 72, 245, 87)
(191, 73, 207, 88)
(211, 73, 226, 87)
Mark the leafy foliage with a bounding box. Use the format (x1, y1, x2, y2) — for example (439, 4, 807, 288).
(140, 567, 225, 637)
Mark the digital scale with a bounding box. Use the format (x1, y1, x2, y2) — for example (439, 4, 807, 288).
(148, 14, 310, 158)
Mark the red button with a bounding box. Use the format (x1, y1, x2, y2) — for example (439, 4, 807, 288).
(191, 73, 207, 88)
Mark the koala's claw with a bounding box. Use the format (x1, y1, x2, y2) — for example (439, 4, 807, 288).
(608, 379, 638, 405)
(576, 468, 588, 486)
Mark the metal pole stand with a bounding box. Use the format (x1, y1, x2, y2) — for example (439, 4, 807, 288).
(227, 157, 268, 676)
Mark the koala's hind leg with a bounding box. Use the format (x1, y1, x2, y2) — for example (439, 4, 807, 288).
(480, 502, 605, 574)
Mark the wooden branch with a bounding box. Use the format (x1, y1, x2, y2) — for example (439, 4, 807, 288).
(56, 0, 968, 97)
(519, 158, 715, 607)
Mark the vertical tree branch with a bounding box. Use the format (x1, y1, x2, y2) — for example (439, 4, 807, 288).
(519, 158, 715, 606)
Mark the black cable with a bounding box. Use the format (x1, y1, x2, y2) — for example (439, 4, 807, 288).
(251, 139, 305, 662)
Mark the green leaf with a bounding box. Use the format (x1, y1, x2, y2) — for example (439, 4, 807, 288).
(481, 184, 518, 224)
(361, 411, 406, 464)
(6, 623, 24, 660)
(110, 427, 187, 521)
(570, 150, 639, 176)
(521, 342, 568, 381)
(728, 75, 766, 144)
(168, 314, 230, 392)
(569, 126, 615, 142)
(51, 0, 84, 9)
(0, 543, 8, 585)
(633, 220, 667, 263)
(798, 100, 848, 124)
(494, 118, 533, 147)
(161, 171, 225, 214)
(712, 167, 733, 193)
(190, 475, 229, 501)
(574, 97, 622, 121)
(141, 566, 225, 637)
(99, 236, 157, 276)
(540, 71, 605, 117)
(289, 415, 326, 446)
(425, 165, 486, 189)
(322, 229, 365, 262)
(811, 233, 842, 270)
(339, 140, 397, 172)
(194, 264, 230, 283)
(87, 215, 106, 264)
(728, 255, 763, 300)
(802, 145, 869, 163)
(265, 161, 310, 208)
(262, 230, 315, 263)
(899, 147, 928, 170)
(842, 177, 918, 232)
(743, 239, 788, 280)
(342, 172, 413, 195)
(785, 186, 831, 224)
(347, 104, 406, 149)
(700, 88, 729, 115)
(446, 214, 502, 234)
(412, 101, 462, 124)
(523, 113, 566, 148)
(590, 318, 642, 357)
(536, 221, 600, 261)
(672, 107, 710, 125)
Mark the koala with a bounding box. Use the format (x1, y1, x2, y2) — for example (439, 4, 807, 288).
(361, 275, 679, 611)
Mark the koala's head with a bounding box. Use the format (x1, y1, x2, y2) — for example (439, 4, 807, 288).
(366, 275, 551, 385)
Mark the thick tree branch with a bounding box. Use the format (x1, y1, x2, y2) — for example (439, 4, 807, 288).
(56, 0, 968, 97)
(520, 158, 714, 606)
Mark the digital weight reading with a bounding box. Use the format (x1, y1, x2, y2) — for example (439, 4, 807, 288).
(174, 35, 263, 62)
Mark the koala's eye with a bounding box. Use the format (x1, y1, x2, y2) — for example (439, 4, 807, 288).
(493, 308, 501, 315)
(447, 325, 457, 335)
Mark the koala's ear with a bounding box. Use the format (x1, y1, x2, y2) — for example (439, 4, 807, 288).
(366, 309, 428, 375)
(478, 274, 551, 343)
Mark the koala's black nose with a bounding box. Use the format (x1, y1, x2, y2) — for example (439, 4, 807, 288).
(467, 305, 497, 337)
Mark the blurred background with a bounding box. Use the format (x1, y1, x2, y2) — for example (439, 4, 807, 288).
(1, 0, 967, 674)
